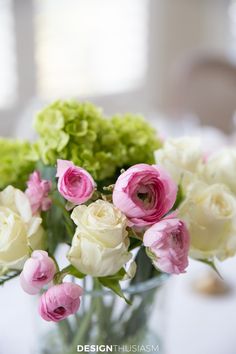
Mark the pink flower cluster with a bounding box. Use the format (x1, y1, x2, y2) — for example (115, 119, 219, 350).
(113, 164, 190, 274)
(20, 251, 83, 322)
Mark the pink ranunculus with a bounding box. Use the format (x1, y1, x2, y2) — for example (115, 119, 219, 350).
(56, 159, 96, 204)
(38, 282, 83, 322)
(20, 251, 56, 295)
(25, 171, 52, 214)
(143, 217, 190, 274)
(113, 164, 177, 227)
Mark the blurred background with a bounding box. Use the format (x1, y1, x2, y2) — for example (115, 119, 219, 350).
(1, 0, 236, 137)
(1, 1, 236, 354)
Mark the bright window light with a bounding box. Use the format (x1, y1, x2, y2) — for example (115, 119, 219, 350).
(34, 0, 149, 99)
(0, 0, 17, 108)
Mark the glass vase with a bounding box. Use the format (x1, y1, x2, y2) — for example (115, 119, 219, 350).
(36, 274, 168, 354)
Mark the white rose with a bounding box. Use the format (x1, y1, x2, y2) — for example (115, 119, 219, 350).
(200, 148, 236, 194)
(0, 186, 45, 270)
(155, 137, 203, 185)
(67, 200, 131, 277)
(178, 181, 236, 261)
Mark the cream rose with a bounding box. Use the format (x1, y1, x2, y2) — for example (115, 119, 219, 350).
(178, 181, 236, 261)
(0, 186, 46, 270)
(200, 148, 236, 194)
(155, 137, 203, 185)
(67, 200, 131, 276)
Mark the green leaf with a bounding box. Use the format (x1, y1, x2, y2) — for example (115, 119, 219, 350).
(42, 190, 75, 254)
(54, 265, 85, 284)
(198, 259, 223, 279)
(127, 227, 143, 251)
(131, 246, 155, 285)
(101, 268, 126, 281)
(36, 160, 56, 181)
(98, 273, 131, 305)
(173, 183, 185, 209)
(145, 247, 156, 261)
(0, 269, 20, 285)
(64, 265, 85, 278)
(129, 237, 142, 251)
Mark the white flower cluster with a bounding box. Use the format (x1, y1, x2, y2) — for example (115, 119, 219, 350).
(155, 138, 236, 261)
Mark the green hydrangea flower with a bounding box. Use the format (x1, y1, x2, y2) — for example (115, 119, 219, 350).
(0, 139, 35, 190)
(33, 100, 161, 181)
(111, 113, 161, 166)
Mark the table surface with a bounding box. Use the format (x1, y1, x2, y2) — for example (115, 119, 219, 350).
(164, 258, 236, 354)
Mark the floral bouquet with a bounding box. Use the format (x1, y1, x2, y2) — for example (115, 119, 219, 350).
(0, 100, 235, 354)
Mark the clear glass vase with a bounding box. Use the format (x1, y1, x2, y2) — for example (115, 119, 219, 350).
(37, 274, 168, 354)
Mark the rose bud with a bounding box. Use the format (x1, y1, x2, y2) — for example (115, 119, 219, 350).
(20, 251, 56, 295)
(144, 217, 190, 274)
(56, 159, 96, 204)
(113, 164, 177, 227)
(38, 282, 83, 322)
(25, 171, 52, 214)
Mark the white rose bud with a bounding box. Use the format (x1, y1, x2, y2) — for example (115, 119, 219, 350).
(200, 148, 236, 194)
(0, 186, 46, 270)
(179, 181, 236, 261)
(67, 200, 131, 277)
(155, 137, 203, 186)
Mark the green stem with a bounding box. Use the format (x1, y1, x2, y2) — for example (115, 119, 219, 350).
(68, 304, 95, 351)
(0, 270, 20, 285)
(93, 278, 109, 345)
(48, 253, 60, 272)
(81, 277, 86, 314)
(52, 198, 74, 238)
(58, 318, 73, 347)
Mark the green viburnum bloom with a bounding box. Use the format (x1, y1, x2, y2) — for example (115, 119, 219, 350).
(32, 100, 162, 181)
(0, 138, 35, 190)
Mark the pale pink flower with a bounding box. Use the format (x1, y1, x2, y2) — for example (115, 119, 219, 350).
(20, 251, 56, 295)
(113, 164, 177, 227)
(25, 171, 52, 214)
(143, 217, 190, 274)
(56, 159, 95, 204)
(38, 282, 83, 322)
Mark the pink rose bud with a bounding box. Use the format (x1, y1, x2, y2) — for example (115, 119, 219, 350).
(20, 251, 56, 295)
(25, 171, 52, 214)
(113, 164, 177, 227)
(56, 159, 96, 204)
(143, 217, 190, 274)
(38, 282, 83, 322)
